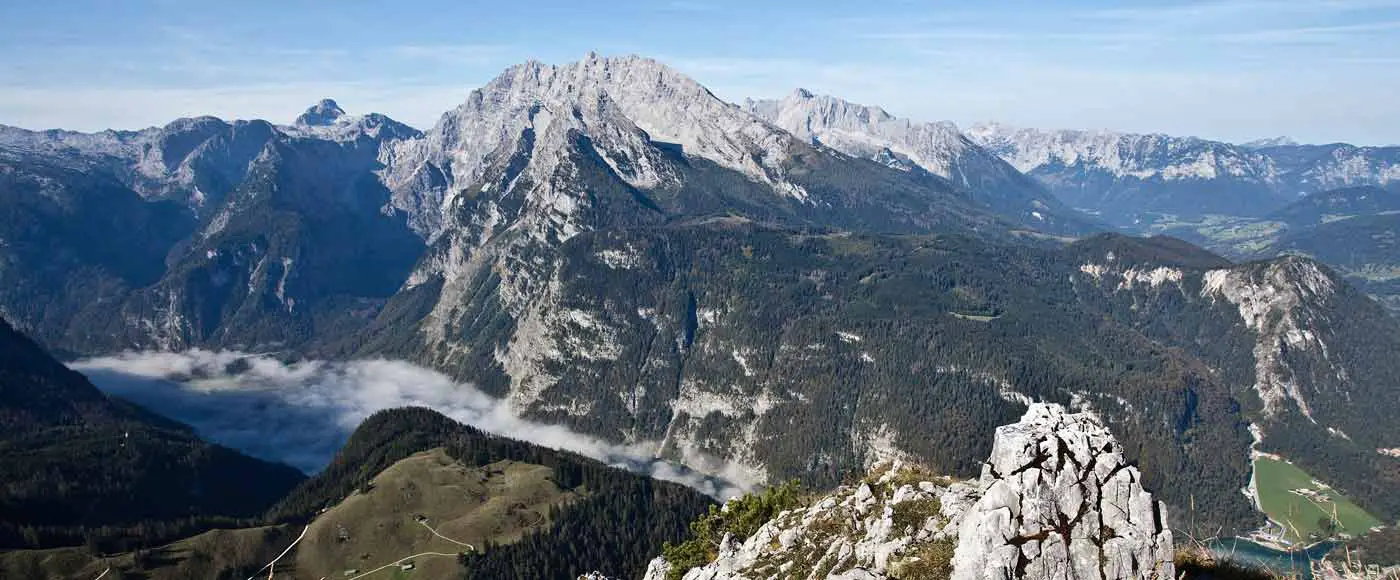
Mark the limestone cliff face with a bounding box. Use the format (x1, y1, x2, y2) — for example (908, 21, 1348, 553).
(644, 403, 1175, 580)
(950, 404, 1174, 580)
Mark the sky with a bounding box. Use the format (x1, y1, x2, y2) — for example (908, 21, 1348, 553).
(1, 0, 1397, 145)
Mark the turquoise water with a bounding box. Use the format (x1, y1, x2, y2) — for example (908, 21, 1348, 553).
(1208, 537, 1335, 578)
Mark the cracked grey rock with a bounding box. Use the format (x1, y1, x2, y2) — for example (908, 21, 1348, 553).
(948, 403, 1174, 580)
(645, 403, 1174, 580)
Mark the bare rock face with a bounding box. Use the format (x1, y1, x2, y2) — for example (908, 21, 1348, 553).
(643, 403, 1174, 580)
(643, 463, 959, 580)
(295, 98, 347, 127)
(948, 403, 1174, 580)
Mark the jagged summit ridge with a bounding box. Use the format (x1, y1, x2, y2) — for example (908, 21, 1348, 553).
(746, 89, 1091, 233)
(282, 99, 421, 142)
(964, 121, 1272, 183)
(0, 100, 420, 214)
(643, 403, 1174, 580)
(746, 89, 967, 178)
(380, 53, 810, 236)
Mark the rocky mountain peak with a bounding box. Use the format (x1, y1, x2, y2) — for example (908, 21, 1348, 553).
(757, 89, 901, 131)
(295, 98, 347, 126)
(1241, 136, 1300, 149)
(644, 403, 1174, 580)
(745, 90, 1094, 234)
(747, 90, 964, 174)
(379, 53, 808, 237)
(952, 403, 1174, 580)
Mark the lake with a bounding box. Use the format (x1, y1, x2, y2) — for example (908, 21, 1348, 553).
(1209, 537, 1335, 578)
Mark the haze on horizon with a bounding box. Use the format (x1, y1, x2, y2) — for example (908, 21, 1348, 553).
(1, 0, 1397, 145)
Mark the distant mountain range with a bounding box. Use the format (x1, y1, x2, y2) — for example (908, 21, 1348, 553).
(0, 53, 1397, 547)
(744, 89, 1096, 235)
(741, 89, 1399, 232)
(964, 122, 1400, 227)
(739, 90, 1400, 313)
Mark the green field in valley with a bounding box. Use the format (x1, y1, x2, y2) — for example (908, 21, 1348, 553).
(1254, 457, 1382, 542)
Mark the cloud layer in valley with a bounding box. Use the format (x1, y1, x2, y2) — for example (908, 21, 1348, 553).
(73, 350, 752, 499)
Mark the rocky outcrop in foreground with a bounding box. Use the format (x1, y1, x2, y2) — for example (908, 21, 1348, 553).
(951, 404, 1174, 580)
(644, 403, 1174, 580)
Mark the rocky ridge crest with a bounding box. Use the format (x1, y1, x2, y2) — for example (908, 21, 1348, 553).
(643, 403, 1174, 580)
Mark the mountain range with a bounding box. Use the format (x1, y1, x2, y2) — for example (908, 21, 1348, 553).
(965, 122, 1400, 227)
(738, 89, 1400, 314)
(1, 53, 1398, 561)
(737, 89, 1400, 231)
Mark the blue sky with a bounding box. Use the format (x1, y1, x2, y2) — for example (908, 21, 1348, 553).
(1, 0, 1397, 144)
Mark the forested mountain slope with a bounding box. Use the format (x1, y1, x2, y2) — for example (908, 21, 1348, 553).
(0, 317, 305, 551)
(0, 405, 716, 580)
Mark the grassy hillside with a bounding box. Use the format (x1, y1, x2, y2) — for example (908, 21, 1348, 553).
(294, 449, 578, 580)
(0, 408, 716, 579)
(1255, 457, 1381, 542)
(0, 525, 296, 580)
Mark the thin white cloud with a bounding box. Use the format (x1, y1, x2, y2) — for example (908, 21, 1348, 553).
(72, 350, 755, 500)
(1214, 20, 1400, 44)
(1082, 0, 1400, 23)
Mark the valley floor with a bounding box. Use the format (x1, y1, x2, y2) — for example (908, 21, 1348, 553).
(1251, 457, 1381, 544)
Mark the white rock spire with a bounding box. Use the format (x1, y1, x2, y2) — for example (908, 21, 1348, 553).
(950, 403, 1174, 580)
(645, 403, 1175, 580)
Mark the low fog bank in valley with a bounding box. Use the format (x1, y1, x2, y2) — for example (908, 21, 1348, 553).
(73, 350, 750, 499)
